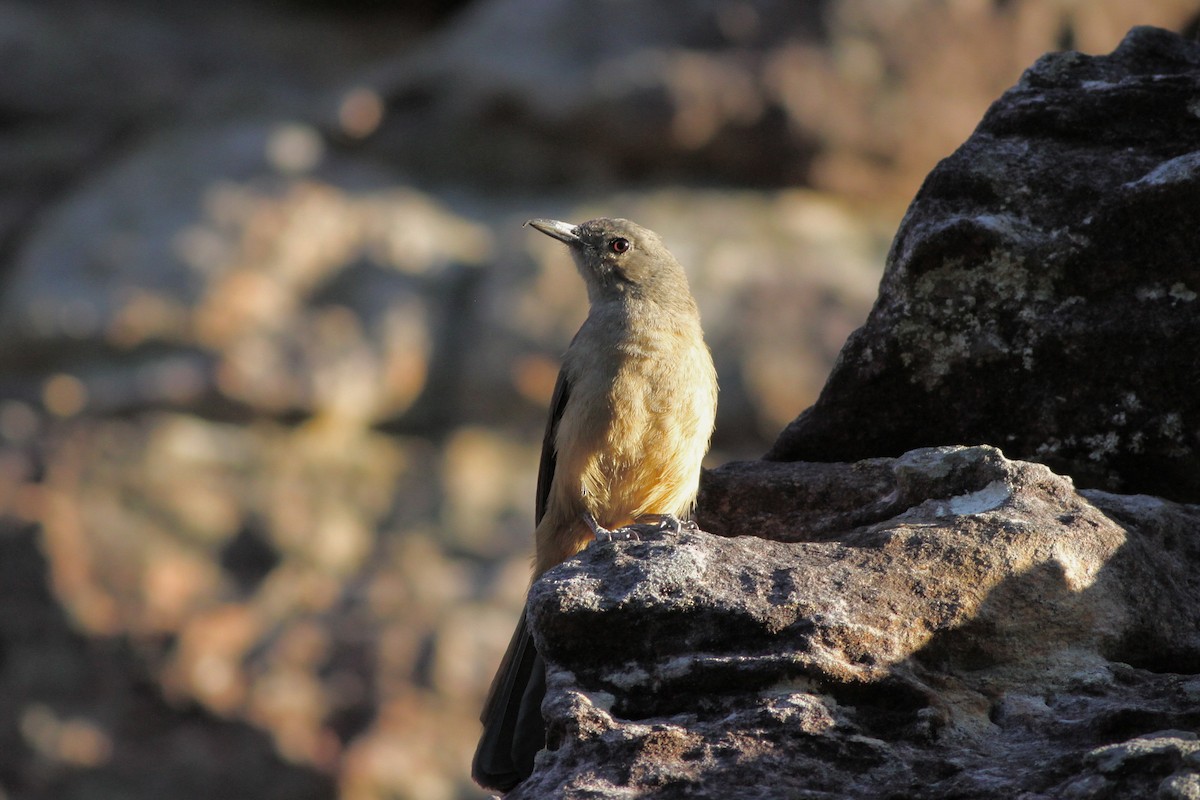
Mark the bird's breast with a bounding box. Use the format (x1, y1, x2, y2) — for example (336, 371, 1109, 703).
(557, 314, 716, 526)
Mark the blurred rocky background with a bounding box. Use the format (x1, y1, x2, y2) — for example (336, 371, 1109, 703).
(0, 1, 1195, 799)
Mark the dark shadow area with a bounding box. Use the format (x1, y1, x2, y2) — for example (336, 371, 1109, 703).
(219, 520, 282, 594)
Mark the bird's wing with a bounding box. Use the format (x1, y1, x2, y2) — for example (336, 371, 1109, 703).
(535, 362, 571, 525)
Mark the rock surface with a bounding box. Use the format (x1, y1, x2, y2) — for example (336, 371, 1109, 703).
(516, 446, 1200, 798)
(767, 26, 1200, 503)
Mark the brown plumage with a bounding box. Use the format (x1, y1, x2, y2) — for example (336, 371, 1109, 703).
(472, 218, 718, 792)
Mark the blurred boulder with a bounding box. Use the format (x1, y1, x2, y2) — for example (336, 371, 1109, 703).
(0, 120, 494, 423)
(0, 521, 336, 800)
(515, 446, 1200, 798)
(0, 0, 423, 277)
(349, 0, 1198, 203)
(0, 137, 883, 448)
(353, 0, 825, 189)
(15, 410, 505, 797)
(768, 26, 1200, 502)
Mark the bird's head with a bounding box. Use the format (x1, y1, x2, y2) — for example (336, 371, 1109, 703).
(526, 217, 692, 307)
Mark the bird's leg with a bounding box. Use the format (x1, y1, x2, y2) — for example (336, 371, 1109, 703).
(582, 511, 609, 541)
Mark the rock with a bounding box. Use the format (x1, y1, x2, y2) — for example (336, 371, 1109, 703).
(0, 521, 335, 800)
(0, 123, 491, 422)
(1071, 731, 1200, 799)
(514, 446, 1200, 798)
(0, 0, 426, 294)
(353, 0, 1197, 204)
(766, 26, 1200, 503)
(355, 0, 823, 189)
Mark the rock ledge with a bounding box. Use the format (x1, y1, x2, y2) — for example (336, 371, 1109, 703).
(513, 446, 1200, 798)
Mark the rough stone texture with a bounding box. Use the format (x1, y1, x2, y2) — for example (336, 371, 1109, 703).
(767, 26, 1200, 503)
(515, 446, 1200, 798)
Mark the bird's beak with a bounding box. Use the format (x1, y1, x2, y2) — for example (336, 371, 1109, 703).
(525, 218, 581, 245)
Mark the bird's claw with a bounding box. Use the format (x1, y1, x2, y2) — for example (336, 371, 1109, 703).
(604, 526, 641, 542)
(633, 513, 697, 535)
(584, 512, 641, 542)
(582, 512, 695, 543)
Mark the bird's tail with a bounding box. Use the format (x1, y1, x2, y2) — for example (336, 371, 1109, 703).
(472, 609, 547, 792)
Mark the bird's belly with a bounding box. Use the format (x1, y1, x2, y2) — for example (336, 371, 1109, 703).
(569, 363, 712, 527)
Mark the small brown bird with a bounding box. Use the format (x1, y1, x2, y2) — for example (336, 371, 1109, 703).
(472, 217, 718, 792)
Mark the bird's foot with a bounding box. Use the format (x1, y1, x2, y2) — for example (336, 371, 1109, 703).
(583, 512, 641, 542)
(582, 512, 696, 543)
(632, 513, 698, 535)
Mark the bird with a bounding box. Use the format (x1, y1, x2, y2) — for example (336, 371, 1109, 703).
(472, 217, 718, 792)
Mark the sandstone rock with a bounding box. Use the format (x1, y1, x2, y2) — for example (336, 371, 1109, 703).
(0, 521, 335, 800)
(514, 446, 1200, 798)
(356, 0, 822, 189)
(0, 125, 490, 423)
(1069, 731, 1200, 799)
(0, 0, 422, 293)
(767, 27, 1200, 503)
(354, 0, 1197, 203)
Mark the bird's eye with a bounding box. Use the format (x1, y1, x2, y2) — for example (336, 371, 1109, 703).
(610, 238, 630, 254)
